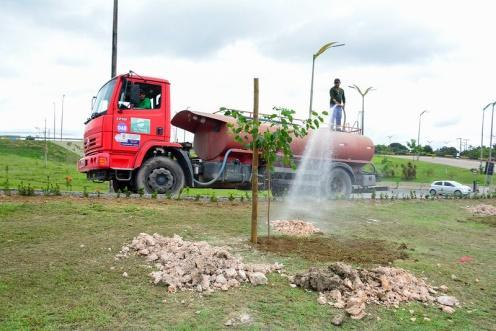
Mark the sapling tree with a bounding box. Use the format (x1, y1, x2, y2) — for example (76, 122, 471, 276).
(223, 106, 327, 243)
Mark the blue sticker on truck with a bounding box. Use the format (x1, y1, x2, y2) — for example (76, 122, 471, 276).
(114, 133, 140, 147)
(117, 122, 127, 132)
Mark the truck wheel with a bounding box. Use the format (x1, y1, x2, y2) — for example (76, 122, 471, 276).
(328, 168, 352, 199)
(136, 157, 185, 195)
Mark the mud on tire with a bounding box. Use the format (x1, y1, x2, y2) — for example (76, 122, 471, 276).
(136, 156, 185, 195)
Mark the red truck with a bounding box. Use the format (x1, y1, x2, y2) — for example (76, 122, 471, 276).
(78, 72, 377, 196)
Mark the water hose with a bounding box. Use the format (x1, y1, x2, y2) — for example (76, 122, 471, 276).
(192, 149, 235, 186)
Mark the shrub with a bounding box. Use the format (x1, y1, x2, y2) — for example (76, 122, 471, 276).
(401, 162, 417, 180)
(228, 193, 235, 202)
(151, 191, 157, 199)
(210, 193, 218, 203)
(83, 186, 89, 198)
(18, 182, 35, 196)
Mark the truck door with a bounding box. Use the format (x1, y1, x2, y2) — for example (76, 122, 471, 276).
(112, 78, 166, 155)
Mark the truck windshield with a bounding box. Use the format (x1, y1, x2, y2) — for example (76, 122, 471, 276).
(91, 78, 116, 116)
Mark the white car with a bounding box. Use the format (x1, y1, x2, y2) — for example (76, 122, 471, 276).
(429, 180, 472, 197)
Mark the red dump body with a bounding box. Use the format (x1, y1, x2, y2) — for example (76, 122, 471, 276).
(171, 110, 374, 164)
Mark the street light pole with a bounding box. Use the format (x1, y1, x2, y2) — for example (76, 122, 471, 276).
(308, 41, 344, 119)
(60, 94, 65, 141)
(349, 85, 374, 135)
(417, 110, 427, 161)
(486, 102, 496, 186)
(481, 103, 492, 167)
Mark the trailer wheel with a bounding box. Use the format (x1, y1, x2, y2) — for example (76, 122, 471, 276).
(136, 156, 185, 195)
(328, 168, 352, 199)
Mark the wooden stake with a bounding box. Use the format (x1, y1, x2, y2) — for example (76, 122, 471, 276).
(251, 78, 259, 244)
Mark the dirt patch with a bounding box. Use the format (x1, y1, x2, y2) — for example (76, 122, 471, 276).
(256, 236, 408, 264)
(292, 262, 458, 320)
(467, 216, 496, 227)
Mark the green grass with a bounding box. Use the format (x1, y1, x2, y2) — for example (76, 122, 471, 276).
(0, 139, 107, 192)
(0, 196, 495, 330)
(372, 155, 484, 185)
(0, 139, 255, 197)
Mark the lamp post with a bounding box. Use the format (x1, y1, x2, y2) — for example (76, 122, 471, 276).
(348, 85, 374, 135)
(417, 110, 427, 161)
(60, 94, 65, 141)
(481, 102, 493, 167)
(486, 102, 496, 185)
(308, 41, 344, 119)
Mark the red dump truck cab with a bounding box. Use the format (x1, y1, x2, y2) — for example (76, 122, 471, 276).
(78, 73, 187, 191)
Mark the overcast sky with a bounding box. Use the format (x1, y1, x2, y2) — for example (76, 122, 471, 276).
(1, 0, 496, 149)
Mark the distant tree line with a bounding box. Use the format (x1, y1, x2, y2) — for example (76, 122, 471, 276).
(376, 142, 496, 160)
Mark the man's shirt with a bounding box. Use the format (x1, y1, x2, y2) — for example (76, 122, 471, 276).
(138, 98, 152, 109)
(330, 87, 345, 106)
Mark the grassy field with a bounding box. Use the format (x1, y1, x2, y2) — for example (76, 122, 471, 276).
(372, 155, 484, 185)
(0, 139, 107, 192)
(0, 139, 252, 197)
(0, 196, 495, 330)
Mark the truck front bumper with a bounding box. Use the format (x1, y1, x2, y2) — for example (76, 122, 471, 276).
(78, 152, 111, 173)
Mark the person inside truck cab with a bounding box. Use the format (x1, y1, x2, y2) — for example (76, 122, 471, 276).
(137, 90, 151, 109)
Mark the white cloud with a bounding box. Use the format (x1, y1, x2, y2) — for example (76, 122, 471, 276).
(1, 0, 496, 151)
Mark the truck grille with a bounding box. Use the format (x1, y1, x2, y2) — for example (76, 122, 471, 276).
(84, 134, 102, 153)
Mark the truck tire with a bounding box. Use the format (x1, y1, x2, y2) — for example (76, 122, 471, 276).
(136, 156, 185, 195)
(328, 168, 352, 199)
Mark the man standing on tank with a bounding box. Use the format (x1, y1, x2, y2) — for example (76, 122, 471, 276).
(329, 78, 345, 131)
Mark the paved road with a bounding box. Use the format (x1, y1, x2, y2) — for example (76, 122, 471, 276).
(390, 155, 481, 170)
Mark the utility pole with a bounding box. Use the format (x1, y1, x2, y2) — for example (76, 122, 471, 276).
(60, 94, 65, 141)
(456, 138, 462, 155)
(53, 102, 56, 140)
(111, 0, 118, 78)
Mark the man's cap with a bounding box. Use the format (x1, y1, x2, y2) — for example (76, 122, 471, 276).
(334, 78, 341, 83)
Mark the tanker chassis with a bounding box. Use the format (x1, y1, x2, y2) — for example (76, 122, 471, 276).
(78, 72, 377, 196)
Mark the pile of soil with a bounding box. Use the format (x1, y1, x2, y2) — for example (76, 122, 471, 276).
(292, 262, 459, 320)
(271, 220, 321, 236)
(466, 204, 496, 216)
(117, 233, 283, 293)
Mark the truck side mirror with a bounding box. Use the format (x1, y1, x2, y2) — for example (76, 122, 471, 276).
(91, 96, 96, 109)
(118, 101, 131, 112)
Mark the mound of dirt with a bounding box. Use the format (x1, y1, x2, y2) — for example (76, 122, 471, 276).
(271, 220, 321, 236)
(292, 262, 458, 320)
(117, 233, 283, 293)
(466, 204, 496, 216)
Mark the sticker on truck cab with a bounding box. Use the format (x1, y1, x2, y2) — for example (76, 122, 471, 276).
(115, 133, 140, 147)
(117, 122, 127, 132)
(130, 118, 150, 134)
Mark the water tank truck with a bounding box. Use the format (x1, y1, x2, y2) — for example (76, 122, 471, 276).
(78, 72, 377, 196)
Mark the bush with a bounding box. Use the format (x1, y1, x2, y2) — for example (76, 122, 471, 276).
(401, 162, 417, 180)
(380, 156, 395, 178)
(18, 182, 35, 196)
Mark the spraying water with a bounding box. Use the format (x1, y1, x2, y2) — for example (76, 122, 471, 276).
(274, 127, 335, 224)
